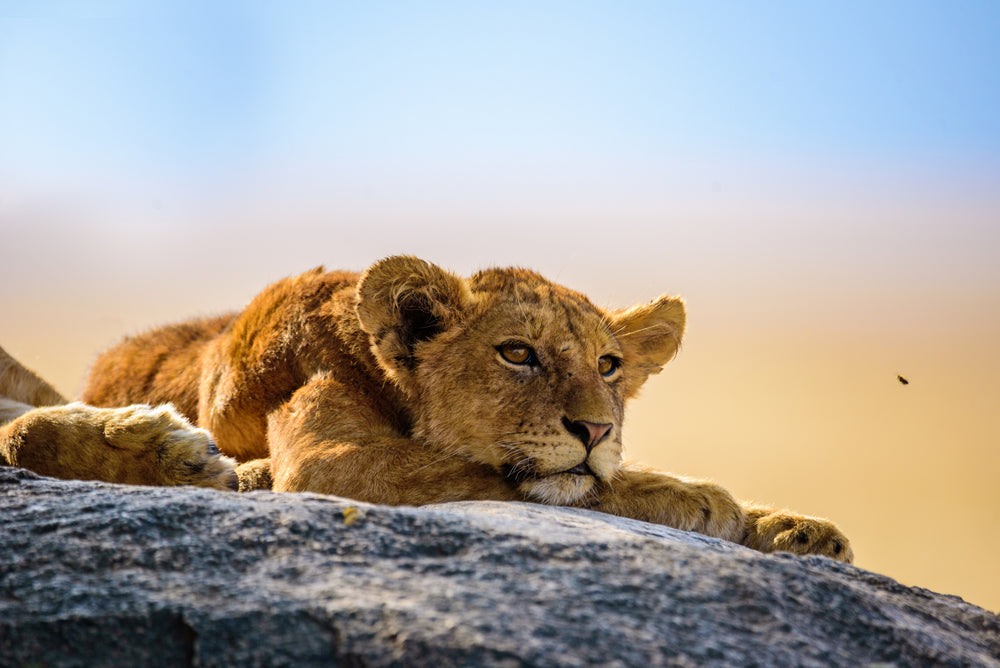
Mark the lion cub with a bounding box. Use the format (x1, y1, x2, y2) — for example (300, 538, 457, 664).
(2, 256, 850, 562)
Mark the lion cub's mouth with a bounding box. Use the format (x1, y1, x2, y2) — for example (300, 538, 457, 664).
(502, 461, 596, 483)
(563, 462, 595, 476)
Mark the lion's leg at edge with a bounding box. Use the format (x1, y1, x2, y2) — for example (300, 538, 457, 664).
(0, 345, 67, 408)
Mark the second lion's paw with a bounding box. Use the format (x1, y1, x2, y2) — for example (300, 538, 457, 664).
(103, 403, 238, 490)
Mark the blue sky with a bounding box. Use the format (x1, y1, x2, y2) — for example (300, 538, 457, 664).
(2, 1, 999, 186)
(1, 2, 999, 305)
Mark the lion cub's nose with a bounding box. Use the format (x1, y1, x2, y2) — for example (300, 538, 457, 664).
(562, 417, 613, 451)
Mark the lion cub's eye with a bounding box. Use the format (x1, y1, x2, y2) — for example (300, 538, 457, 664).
(498, 343, 537, 366)
(597, 355, 621, 377)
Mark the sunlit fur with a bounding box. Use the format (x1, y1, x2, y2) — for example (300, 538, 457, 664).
(0, 346, 237, 490)
(405, 270, 635, 506)
(2, 257, 852, 561)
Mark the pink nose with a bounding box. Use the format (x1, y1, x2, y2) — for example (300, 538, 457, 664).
(562, 418, 613, 451)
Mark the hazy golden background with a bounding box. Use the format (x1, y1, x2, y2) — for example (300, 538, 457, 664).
(2, 4, 998, 611)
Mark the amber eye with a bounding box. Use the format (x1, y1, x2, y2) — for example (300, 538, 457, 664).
(598, 355, 621, 377)
(498, 343, 537, 366)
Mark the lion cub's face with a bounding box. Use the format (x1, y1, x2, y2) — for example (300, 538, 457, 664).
(356, 257, 686, 506)
(415, 283, 629, 505)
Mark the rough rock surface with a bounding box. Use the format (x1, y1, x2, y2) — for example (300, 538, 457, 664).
(1, 467, 997, 667)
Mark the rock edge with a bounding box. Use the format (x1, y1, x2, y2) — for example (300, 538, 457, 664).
(1, 467, 997, 667)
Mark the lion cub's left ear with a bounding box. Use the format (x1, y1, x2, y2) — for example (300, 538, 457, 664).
(609, 295, 686, 398)
(356, 256, 472, 387)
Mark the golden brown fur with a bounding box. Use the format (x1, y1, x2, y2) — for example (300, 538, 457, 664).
(0, 346, 237, 490)
(3, 257, 851, 561)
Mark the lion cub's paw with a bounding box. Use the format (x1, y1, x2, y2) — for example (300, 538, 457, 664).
(103, 404, 239, 490)
(235, 457, 273, 492)
(744, 506, 853, 563)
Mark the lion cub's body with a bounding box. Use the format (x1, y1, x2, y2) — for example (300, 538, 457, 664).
(2, 257, 852, 561)
(83, 270, 365, 463)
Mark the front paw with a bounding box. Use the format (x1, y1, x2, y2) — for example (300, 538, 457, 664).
(744, 506, 853, 563)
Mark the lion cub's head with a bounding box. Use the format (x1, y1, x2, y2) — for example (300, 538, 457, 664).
(356, 256, 685, 505)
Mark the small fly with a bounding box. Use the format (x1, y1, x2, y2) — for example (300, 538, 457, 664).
(897, 375, 909, 385)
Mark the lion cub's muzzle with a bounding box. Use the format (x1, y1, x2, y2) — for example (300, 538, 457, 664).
(560, 417, 612, 452)
(502, 416, 614, 484)
(559, 417, 612, 477)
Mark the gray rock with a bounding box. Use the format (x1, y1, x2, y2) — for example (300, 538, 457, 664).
(1, 466, 997, 667)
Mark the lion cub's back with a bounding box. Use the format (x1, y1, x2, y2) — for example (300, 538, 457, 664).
(80, 314, 235, 423)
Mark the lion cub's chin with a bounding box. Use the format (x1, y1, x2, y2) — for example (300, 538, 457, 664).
(519, 473, 598, 506)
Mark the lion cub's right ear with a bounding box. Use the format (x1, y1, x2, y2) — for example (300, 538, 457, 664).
(356, 256, 472, 386)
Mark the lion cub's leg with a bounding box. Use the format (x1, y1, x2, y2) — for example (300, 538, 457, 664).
(593, 463, 748, 544)
(594, 464, 853, 562)
(0, 402, 238, 490)
(741, 504, 853, 562)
